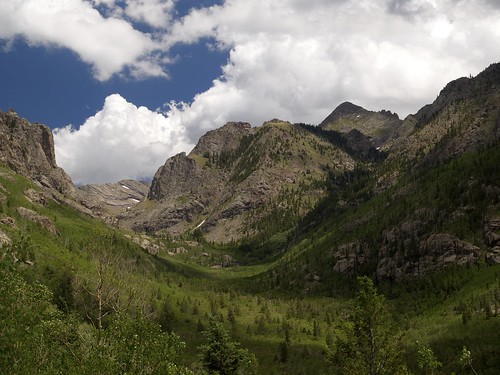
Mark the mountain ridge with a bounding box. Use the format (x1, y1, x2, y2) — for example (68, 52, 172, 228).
(1, 62, 499, 274)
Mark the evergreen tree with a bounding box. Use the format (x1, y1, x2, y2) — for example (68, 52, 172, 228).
(199, 317, 258, 374)
(333, 276, 408, 375)
(278, 341, 288, 363)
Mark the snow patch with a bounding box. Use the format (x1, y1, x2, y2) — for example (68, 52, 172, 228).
(121, 185, 130, 190)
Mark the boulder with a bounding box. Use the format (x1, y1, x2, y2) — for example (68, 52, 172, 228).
(17, 207, 59, 235)
(484, 216, 500, 247)
(486, 246, 500, 265)
(0, 229, 11, 248)
(24, 188, 50, 206)
(0, 216, 16, 228)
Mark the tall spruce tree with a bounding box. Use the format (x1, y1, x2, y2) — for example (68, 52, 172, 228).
(333, 276, 408, 375)
(199, 317, 258, 374)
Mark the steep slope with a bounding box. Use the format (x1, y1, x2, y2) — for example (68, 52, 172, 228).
(388, 63, 500, 165)
(123, 120, 364, 242)
(259, 64, 500, 294)
(319, 101, 404, 147)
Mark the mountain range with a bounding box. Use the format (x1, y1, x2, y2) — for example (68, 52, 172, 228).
(1, 63, 499, 280)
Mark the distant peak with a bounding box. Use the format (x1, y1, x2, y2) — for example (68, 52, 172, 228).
(319, 101, 368, 127)
(190, 121, 253, 157)
(335, 101, 365, 113)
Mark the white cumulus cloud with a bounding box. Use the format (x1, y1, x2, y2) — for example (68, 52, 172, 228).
(54, 94, 192, 184)
(0, 0, 170, 80)
(124, 0, 175, 29)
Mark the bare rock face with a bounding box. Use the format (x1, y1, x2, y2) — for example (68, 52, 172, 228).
(0, 109, 136, 223)
(148, 152, 218, 202)
(148, 123, 252, 203)
(0, 216, 16, 228)
(17, 207, 59, 236)
(487, 247, 500, 265)
(485, 215, 500, 264)
(24, 189, 51, 206)
(484, 216, 500, 247)
(332, 231, 480, 281)
(332, 241, 367, 274)
(191, 121, 253, 156)
(375, 233, 479, 280)
(0, 110, 73, 194)
(128, 120, 356, 242)
(79, 180, 149, 208)
(125, 234, 161, 256)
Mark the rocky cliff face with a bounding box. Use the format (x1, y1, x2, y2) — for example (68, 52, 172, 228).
(0, 110, 73, 193)
(79, 179, 149, 218)
(2, 62, 499, 283)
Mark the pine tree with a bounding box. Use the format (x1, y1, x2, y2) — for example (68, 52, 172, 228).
(199, 317, 258, 374)
(333, 276, 408, 375)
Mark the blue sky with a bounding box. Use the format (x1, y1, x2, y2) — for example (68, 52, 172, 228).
(1, 0, 499, 184)
(0, 36, 227, 128)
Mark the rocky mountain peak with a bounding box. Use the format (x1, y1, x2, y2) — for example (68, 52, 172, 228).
(415, 63, 500, 128)
(390, 62, 500, 165)
(148, 152, 200, 201)
(79, 179, 149, 209)
(191, 121, 253, 157)
(319, 101, 367, 126)
(318, 101, 402, 147)
(0, 110, 73, 193)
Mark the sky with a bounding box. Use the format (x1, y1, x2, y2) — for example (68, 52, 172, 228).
(0, 0, 499, 184)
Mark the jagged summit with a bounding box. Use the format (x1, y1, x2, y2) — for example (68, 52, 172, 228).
(1, 62, 499, 256)
(319, 101, 368, 126)
(319, 101, 402, 147)
(191, 121, 253, 157)
(415, 62, 500, 128)
(390, 62, 500, 165)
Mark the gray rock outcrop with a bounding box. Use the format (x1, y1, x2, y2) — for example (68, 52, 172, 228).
(0, 110, 73, 194)
(17, 207, 59, 236)
(0, 229, 12, 248)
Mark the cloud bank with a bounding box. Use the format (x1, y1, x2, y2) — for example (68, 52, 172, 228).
(8, 0, 499, 183)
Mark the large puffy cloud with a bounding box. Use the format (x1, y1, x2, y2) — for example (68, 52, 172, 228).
(0, 0, 170, 80)
(54, 94, 192, 184)
(164, 0, 500, 143)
